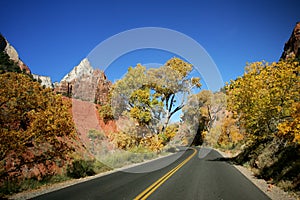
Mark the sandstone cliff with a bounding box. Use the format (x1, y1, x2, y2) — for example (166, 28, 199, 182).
(61, 58, 93, 82)
(0, 34, 31, 74)
(280, 22, 300, 60)
(55, 58, 111, 105)
(32, 74, 53, 88)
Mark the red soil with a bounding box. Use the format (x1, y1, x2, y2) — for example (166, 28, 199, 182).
(71, 99, 117, 145)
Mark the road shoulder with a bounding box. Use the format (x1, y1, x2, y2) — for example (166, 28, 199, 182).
(215, 149, 298, 200)
(8, 152, 176, 200)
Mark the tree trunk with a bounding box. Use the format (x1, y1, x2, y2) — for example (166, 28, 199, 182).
(161, 112, 171, 133)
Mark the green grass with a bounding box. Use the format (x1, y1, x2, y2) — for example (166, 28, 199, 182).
(98, 147, 159, 169)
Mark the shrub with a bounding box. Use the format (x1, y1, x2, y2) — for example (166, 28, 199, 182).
(67, 159, 96, 179)
(98, 104, 114, 123)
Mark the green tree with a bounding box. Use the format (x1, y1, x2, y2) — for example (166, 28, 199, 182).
(0, 51, 21, 74)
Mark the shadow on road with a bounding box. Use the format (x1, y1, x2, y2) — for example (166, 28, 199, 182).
(206, 156, 238, 165)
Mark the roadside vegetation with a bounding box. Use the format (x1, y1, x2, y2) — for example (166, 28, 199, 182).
(99, 57, 201, 152)
(0, 36, 299, 197)
(226, 59, 299, 193)
(184, 58, 299, 194)
(0, 53, 94, 196)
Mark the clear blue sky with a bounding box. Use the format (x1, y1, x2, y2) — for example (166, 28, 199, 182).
(1, 0, 300, 85)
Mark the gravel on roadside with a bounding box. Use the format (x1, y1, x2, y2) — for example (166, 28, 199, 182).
(216, 149, 299, 200)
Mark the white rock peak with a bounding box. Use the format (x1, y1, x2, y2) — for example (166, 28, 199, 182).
(32, 74, 53, 88)
(61, 58, 94, 82)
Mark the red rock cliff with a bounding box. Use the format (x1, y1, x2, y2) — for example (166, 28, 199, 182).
(281, 22, 300, 60)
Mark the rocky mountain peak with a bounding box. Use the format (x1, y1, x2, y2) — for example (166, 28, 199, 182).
(32, 74, 53, 88)
(55, 58, 112, 105)
(281, 22, 300, 60)
(61, 58, 93, 83)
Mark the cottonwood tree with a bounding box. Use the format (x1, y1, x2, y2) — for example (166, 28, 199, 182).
(181, 90, 226, 145)
(227, 59, 300, 144)
(147, 58, 201, 132)
(197, 90, 226, 131)
(111, 57, 201, 135)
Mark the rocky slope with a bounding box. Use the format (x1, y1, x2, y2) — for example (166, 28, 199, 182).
(281, 22, 300, 60)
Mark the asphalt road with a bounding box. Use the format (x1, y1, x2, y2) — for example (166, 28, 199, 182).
(34, 147, 270, 200)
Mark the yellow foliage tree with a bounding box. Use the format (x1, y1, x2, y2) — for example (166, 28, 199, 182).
(227, 60, 299, 144)
(112, 58, 201, 135)
(0, 72, 76, 161)
(218, 113, 244, 147)
(181, 90, 226, 146)
(159, 124, 178, 144)
(277, 102, 300, 143)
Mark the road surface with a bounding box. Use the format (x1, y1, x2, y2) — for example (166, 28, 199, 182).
(34, 147, 270, 200)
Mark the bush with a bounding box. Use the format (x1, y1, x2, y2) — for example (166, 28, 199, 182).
(0, 174, 70, 197)
(233, 138, 300, 192)
(88, 129, 105, 140)
(98, 104, 114, 123)
(67, 159, 96, 179)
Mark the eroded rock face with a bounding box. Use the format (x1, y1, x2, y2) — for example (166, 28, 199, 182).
(94, 70, 112, 105)
(55, 58, 94, 97)
(0, 34, 31, 74)
(61, 58, 93, 82)
(281, 22, 300, 60)
(32, 74, 53, 88)
(55, 58, 111, 104)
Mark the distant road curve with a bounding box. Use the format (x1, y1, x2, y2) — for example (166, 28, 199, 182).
(34, 147, 269, 200)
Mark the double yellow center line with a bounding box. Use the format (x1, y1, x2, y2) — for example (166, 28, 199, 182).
(134, 147, 197, 200)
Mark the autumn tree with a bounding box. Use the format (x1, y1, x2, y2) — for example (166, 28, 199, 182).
(111, 64, 163, 135)
(0, 72, 76, 162)
(129, 87, 153, 125)
(196, 90, 226, 131)
(147, 58, 201, 132)
(111, 58, 201, 135)
(159, 123, 179, 145)
(181, 90, 226, 145)
(227, 59, 299, 144)
(218, 112, 244, 148)
(111, 64, 148, 118)
(181, 93, 205, 145)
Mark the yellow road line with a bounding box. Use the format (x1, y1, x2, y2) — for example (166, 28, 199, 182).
(134, 147, 197, 200)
